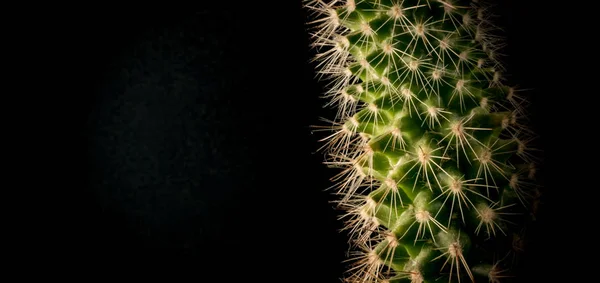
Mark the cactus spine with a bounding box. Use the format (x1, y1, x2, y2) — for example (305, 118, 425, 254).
(304, 0, 542, 282)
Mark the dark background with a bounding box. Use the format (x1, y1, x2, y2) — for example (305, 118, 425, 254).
(28, 0, 568, 281)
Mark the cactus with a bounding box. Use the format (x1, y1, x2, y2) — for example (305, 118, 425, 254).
(303, 0, 543, 282)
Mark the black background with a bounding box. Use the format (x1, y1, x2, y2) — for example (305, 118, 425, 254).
(24, 0, 571, 281)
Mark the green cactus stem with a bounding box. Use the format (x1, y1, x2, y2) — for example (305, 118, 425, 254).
(304, 0, 543, 282)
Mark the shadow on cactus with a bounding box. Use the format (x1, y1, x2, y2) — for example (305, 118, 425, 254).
(303, 0, 543, 282)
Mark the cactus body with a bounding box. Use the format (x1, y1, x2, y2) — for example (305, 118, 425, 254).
(304, 1, 542, 282)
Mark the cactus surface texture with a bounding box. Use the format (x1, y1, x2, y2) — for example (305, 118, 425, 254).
(303, 0, 542, 282)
